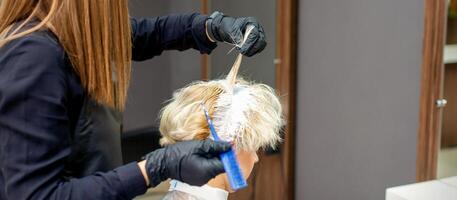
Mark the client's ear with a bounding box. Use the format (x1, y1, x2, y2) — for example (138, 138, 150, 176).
(253, 152, 259, 163)
(235, 149, 258, 181)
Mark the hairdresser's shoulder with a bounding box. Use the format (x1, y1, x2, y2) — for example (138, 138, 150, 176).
(2, 29, 65, 61)
(0, 30, 71, 73)
(0, 31, 71, 80)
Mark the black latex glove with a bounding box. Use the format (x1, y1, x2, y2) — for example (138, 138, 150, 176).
(144, 139, 231, 187)
(206, 11, 267, 57)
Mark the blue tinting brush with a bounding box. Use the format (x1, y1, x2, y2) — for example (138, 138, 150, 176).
(201, 104, 248, 191)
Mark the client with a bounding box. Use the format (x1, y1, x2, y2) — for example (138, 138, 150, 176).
(158, 64, 284, 199)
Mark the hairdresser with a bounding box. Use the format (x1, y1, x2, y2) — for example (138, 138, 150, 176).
(0, 1, 266, 199)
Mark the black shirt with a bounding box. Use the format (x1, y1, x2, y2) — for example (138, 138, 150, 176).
(0, 14, 216, 200)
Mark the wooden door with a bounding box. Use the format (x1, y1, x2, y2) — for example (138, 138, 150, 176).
(417, 0, 447, 181)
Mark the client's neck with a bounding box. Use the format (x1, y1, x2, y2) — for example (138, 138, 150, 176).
(207, 174, 230, 192)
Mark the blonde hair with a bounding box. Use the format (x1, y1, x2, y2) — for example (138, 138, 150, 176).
(0, 0, 131, 110)
(159, 79, 284, 151)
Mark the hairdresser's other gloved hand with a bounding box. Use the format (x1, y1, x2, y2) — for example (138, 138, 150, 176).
(144, 139, 231, 187)
(206, 11, 267, 57)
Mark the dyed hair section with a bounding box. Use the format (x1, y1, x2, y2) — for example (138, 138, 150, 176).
(159, 79, 284, 151)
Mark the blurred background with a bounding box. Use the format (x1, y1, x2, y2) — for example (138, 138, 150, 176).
(122, 0, 457, 199)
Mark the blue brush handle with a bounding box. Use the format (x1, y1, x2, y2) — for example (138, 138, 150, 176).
(220, 149, 248, 190)
(202, 106, 248, 190)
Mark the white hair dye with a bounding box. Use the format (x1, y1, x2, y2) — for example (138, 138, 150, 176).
(211, 26, 256, 142)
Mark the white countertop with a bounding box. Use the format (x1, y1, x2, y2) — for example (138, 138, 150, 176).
(386, 176, 457, 200)
(441, 176, 457, 187)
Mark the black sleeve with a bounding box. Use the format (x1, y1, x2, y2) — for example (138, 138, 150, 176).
(0, 35, 147, 199)
(130, 13, 217, 61)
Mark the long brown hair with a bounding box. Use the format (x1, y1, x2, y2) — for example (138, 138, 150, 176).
(0, 0, 132, 110)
